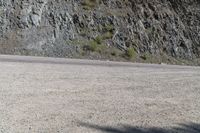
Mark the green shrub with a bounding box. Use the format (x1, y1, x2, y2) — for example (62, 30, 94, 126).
(94, 36, 102, 44)
(89, 41, 98, 51)
(103, 24, 115, 32)
(97, 44, 107, 53)
(141, 53, 151, 60)
(82, 0, 100, 9)
(126, 48, 136, 59)
(102, 32, 113, 39)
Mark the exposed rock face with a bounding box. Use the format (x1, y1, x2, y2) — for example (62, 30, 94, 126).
(0, 0, 200, 61)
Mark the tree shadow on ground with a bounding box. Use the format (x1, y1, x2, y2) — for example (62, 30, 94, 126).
(78, 122, 200, 133)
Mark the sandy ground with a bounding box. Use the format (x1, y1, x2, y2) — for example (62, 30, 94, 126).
(0, 55, 200, 133)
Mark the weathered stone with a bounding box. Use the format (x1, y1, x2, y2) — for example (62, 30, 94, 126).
(0, 0, 200, 61)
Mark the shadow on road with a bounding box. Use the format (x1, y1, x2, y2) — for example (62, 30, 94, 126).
(78, 122, 200, 133)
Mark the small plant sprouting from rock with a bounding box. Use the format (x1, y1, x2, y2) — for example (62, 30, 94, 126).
(82, 0, 100, 10)
(126, 47, 136, 59)
(88, 41, 98, 52)
(103, 24, 115, 33)
(102, 32, 113, 39)
(141, 53, 151, 61)
(94, 36, 102, 44)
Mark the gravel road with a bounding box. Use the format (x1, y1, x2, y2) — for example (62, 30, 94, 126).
(0, 55, 200, 133)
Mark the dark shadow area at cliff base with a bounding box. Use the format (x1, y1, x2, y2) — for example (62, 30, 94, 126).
(78, 122, 200, 133)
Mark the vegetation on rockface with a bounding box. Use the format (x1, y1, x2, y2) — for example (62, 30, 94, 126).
(1, 0, 200, 65)
(94, 36, 102, 45)
(140, 53, 149, 61)
(103, 24, 115, 33)
(81, 0, 100, 9)
(126, 48, 136, 59)
(88, 40, 98, 52)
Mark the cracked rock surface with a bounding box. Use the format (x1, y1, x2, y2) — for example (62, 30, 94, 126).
(0, 0, 200, 63)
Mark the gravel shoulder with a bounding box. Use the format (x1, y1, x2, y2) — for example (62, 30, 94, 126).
(0, 55, 200, 133)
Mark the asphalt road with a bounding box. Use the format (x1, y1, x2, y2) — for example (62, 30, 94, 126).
(0, 55, 200, 133)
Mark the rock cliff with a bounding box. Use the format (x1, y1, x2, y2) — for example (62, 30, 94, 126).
(0, 0, 200, 64)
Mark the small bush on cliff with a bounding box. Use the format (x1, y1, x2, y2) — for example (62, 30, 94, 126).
(89, 41, 98, 51)
(94, 36, 102, 44)
(82, 0, 100, 9)
(102, 32, 113, 39)
(86, 39, 107, 53)
(141, 53, 151, 61)
(103, 24, 115, 33)
(126, 48, 136, 59)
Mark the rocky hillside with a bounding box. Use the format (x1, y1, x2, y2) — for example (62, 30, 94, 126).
(0, 0, 200, 65)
